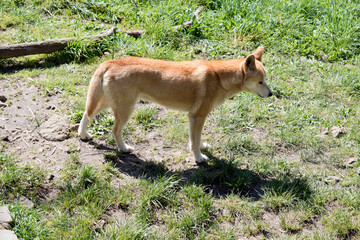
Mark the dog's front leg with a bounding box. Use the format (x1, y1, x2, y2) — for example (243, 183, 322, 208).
(188, 114, 208, 164)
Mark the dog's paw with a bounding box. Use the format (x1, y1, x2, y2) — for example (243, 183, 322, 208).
(119, 144, 135, 153)
(195, 154, 209, 165)
(200, 142, 211, 150)
(79, 132, 93, 141)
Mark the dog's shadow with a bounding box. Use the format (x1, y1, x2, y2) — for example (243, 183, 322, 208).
(89, 141, 312, 200)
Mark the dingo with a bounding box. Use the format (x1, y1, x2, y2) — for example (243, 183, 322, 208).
(78, 47, 272, 164)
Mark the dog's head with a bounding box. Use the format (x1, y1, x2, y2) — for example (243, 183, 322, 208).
(241, 47, 272, 98)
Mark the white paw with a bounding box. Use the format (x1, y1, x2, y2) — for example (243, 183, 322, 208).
(79, 132, 92, 140)
(200, 142, 211, 150)
(195, 154, 209, 164)
(119, 144, 135, 153)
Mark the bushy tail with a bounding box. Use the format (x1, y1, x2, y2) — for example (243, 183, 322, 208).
(85, 64, 109, 118)
(78, 64, 109, 139)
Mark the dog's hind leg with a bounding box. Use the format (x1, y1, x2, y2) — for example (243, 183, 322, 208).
(78, 112, 92, 140)
(112, 102, 136, 153)
(78, 101, 108, 140)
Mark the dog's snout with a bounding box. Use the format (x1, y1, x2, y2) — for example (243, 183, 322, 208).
(268, 91, 273, 97)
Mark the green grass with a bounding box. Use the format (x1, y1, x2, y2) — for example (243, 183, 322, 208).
(1, 0, 360, 239)
(0, 151, 46, 202)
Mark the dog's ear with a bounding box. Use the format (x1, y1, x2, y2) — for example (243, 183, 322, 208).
(253, 47, 264, 62)
(245, 54, 256, 71)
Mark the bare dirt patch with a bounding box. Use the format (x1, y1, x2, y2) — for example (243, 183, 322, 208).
(0, 77, 105, 179)
(0, 77, 195, 182)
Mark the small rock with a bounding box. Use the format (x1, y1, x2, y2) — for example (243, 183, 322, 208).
(91, 219, 106, 230)
(39, 114, 70, 141)
(0, 103, 7, 108)
(327, 176, 342, 183)
(0, 230, 18, 240)
(330, 126, 345, 138)
(346, 157, 357, 166)
(45, 188, 59, 202)
(319, 128, 329, 137)
(0, 206, 12, 230)
(19, 196, 34, 208)
(71, 124, 80, 132)
(0, 206, 12, 224)
(0, 95, 7, 103)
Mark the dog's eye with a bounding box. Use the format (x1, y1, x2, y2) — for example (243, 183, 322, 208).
(259, 81, 263, 85)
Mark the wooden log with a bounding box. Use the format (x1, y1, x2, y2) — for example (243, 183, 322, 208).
(0, 28, 145, 59)
(0, 5, 207, 60)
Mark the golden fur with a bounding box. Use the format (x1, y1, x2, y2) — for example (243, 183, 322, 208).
(78, 47, 272, 163)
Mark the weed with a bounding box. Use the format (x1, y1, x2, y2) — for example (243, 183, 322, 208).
(0, 152, 46, 202)
(134, 106, 158, 129)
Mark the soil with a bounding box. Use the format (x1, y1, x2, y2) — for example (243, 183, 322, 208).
(0, 77, 194, 183)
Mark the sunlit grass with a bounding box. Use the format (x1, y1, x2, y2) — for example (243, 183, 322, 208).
(0, 0, 359, 239)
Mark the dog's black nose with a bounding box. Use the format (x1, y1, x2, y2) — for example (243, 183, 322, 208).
(268, 92, 273, 97)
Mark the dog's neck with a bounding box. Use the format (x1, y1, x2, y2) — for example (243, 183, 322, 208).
(217, 66, 245, 91)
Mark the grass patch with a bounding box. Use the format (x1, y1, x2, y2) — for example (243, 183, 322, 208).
(0, 151, 46, 202)
(1, 0, 360, 239)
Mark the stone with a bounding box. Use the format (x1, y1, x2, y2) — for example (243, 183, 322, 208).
(0, 230, 18, 240)
(328, 176, 342, 183)
(330, 126, 345, 138)
(0, 103, 7, 108)
(71, 123, 79, 132)
(19, 196, 34, 208)
(319, 128, 329, 137)
(39, 114, 70, 141)
(91, 219, 106, 230)
(0, 206, 12, 224)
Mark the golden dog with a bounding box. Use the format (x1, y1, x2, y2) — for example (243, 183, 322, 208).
(78, 47, 272, 164)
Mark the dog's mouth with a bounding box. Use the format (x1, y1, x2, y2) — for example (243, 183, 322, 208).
(254, 91, 265, 98)
(254, 90, 272, 98)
